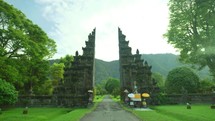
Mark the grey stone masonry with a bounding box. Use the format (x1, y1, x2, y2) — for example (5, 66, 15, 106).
(53, 28, 96, 107)
(118, 28, 158, 102)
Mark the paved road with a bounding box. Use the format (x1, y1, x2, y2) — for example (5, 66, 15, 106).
(80, 95, 141, 121)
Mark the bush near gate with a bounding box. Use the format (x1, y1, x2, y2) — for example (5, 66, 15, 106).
(165, 67, 200, 94)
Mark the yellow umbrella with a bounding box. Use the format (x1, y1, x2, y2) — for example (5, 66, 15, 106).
(142, 93, 150, 98)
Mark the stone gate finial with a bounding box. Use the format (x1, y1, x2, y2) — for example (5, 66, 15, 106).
(75, 51, 79, 56)
(136, 49, 139, 55)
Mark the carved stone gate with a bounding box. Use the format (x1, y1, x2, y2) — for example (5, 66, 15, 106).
(53, 29, 96, 107)
(53, 28, 157, 107)
(118, 28, 158, 101)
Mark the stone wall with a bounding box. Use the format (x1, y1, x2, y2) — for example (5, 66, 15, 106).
(16, 93, 215, 107)
(16, 95, 89, 107)
(16, 95, 53, 107)
(161, 93, 215, 104)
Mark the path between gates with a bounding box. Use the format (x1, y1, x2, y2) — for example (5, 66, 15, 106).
(80, 95, 141, 121)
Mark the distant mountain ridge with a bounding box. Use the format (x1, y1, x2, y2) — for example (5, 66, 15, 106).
(141, 53, 182, 77)
(95, 53, 210, 84)
(49, 54, 210, 84)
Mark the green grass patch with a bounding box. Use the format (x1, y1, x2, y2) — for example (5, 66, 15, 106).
(132, 104, 215, 121)
(52, 108, 91, 121)
(110, 95, 120, 102)
(94, 95, 104, 102)
(0, 107, 70, 121)
(0, 95, 104, 121)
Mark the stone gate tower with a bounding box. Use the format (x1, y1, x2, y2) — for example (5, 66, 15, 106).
(118, 28, 157, 100)
(53, 29, 96, 107)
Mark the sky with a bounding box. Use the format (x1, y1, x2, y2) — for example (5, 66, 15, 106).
(6, 0, 177, 61)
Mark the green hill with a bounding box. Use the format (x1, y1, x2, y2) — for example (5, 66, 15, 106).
(49, 53, 210, 84)
(95, 53, 210, 84)
(142, 53, 182, 77)
(95, 59, 119, 83)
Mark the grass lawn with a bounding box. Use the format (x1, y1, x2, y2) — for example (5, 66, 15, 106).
(0, 95, 104, 121)
(133, 104, 215, 121)
(103, 96, 215, 121)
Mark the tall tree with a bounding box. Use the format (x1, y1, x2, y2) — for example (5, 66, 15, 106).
(199, 78, 215, 93)
(152, 72, 165, 88)
(165, 0, 215, 79)
(0, 0, 56, 59)
(50, 63, 65, 86)
(0, 0, 56, 94)
(95, 79, 107, 95)
(105, 78, 120, 94)
(59, 54, 74, 68)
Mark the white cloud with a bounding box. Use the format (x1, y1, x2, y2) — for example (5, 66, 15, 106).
(35, 0, 177, 61)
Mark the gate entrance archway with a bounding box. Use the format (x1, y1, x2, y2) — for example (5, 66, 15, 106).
(53, 28, 158, 107)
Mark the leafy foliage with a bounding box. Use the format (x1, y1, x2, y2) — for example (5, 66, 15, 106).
(0, 0, 57, 95)
(46, 55, 73, 94)
(199, 78, 215, 93)
(0, 0, 56, 59)
(59, 54, 74, 68)
(50, 63, 65, 86)
(152, 72, 165, 87)
(95, 80, 107, 95)
(0, 57, 20, 84)
(165, 67, 200, 94)
(152, 72, 165, 93)
(0, 78, 18, 106)
(105, 78, 120, 96)
(165, 0, 215, 79)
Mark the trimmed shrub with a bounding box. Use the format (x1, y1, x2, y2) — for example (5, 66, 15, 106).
(165, 67, 200, 94)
